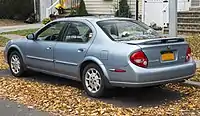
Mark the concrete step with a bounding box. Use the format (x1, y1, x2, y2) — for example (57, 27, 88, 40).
(178, 17, 200, 23)
(177, 23, 200, 30)
(189, 6, 200, 11)
(178, 11, 200, 17)
(63, 9, 72, 14)
(164, 28, 200, 34)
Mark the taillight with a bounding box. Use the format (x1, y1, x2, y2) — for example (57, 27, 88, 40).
(130, 51, 148, 68)
(185, 46, 191, 62)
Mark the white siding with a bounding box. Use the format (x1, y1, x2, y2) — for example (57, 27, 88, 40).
(85, 0, 136, 16)
(40, 0, 52, 21)
(84, 0, 114, 15)
(39, 0, 137, 21)
(139, 0, 142, 15)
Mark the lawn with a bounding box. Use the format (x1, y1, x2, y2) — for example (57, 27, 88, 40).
(185, 35, 200, 60)
(1, 28, 39, 36)
(0, 36, 10, 47)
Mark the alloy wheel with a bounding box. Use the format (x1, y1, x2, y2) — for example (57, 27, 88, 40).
(10, 54, 21, 74)
(84, 68, 101, 93)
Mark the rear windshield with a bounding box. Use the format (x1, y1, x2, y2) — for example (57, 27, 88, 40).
(97, 20, 161, 41)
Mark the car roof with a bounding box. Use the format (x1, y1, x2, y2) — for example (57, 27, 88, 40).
(54, 16, 135, 23)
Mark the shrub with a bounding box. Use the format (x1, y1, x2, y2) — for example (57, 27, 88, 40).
(115, 0, 132, 18)
(42, 18, 51, 25)
(76, 0, 88, 15)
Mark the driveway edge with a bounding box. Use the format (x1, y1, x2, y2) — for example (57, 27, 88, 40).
(182, 80, 200, 88)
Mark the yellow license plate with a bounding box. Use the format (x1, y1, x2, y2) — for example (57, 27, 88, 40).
(161, 53, 175, 61)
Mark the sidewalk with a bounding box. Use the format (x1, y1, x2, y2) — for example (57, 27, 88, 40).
(1, 34, 25, 40)
(0, 23, 43, 33)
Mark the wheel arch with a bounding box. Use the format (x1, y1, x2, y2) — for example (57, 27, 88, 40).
(79, 56, 110, 81)
(7, 45, 25, 63)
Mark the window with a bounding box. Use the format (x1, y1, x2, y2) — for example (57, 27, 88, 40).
(37, 21, 66, 41)
(97, 20, 160, 41)
(63, 22, 93, 43)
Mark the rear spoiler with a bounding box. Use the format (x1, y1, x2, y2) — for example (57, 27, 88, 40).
(126, 38, 185, 45)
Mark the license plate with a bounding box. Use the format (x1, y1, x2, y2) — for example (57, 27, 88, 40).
(161, 52, 175, 61)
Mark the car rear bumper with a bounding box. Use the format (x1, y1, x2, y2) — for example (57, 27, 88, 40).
(110, 74, 193, 87)
(108, 60, 196, 87)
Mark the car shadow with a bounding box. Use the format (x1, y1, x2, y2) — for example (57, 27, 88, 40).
(87, 87, 184, 108)
(1, 69, 185, 108)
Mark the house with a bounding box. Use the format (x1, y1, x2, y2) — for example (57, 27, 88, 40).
(142, 0, 191, 27)
(35, 0, 142, 21)
(142, 0, 200, 33)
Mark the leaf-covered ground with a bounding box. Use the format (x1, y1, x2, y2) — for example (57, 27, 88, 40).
(0, 36, 10, 47)
(0, 76, 199, 116)
(190, 68, 200, 82)
(185, 35, 200, 60)
(0, 52, 8, 69)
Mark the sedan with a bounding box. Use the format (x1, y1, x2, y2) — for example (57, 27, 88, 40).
(4, 17, 196, 97)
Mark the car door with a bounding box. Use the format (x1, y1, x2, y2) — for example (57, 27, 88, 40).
(25, 21, 67, 71)
(54, 21, 95, 77)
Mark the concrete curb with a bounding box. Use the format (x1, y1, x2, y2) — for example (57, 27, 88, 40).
(196, 60, 200, 68)
(182, 80, 200, 88)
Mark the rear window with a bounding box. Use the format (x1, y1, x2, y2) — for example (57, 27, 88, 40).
(97, 20, 161, 41)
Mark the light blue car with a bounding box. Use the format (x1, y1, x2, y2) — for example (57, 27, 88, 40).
(4, 17, 196, 97)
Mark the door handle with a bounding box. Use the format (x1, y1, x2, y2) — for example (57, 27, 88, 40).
(78, 48, 85, 52)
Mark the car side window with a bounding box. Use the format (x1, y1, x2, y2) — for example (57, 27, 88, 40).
(37, 21, 67, 41)
(63, 22, 93, 43)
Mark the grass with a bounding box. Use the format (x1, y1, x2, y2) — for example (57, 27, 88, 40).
(0, 36, 10, 47)
(1, 28, 39, 36)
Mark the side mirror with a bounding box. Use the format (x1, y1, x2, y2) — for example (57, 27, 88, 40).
(26, 33, 35, 40)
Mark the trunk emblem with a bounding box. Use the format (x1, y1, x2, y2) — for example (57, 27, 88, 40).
(167, 46, 171, 49)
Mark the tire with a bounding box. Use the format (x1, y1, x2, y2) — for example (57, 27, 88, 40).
(8, 51, 26, 77)
(82, 63, 107, 98)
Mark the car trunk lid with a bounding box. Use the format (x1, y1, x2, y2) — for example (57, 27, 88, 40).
(124, 37, 188, 68)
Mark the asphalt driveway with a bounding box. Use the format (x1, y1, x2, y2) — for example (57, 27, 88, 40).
(0, 99, 49, 116)
(0, 69, 184, 108)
